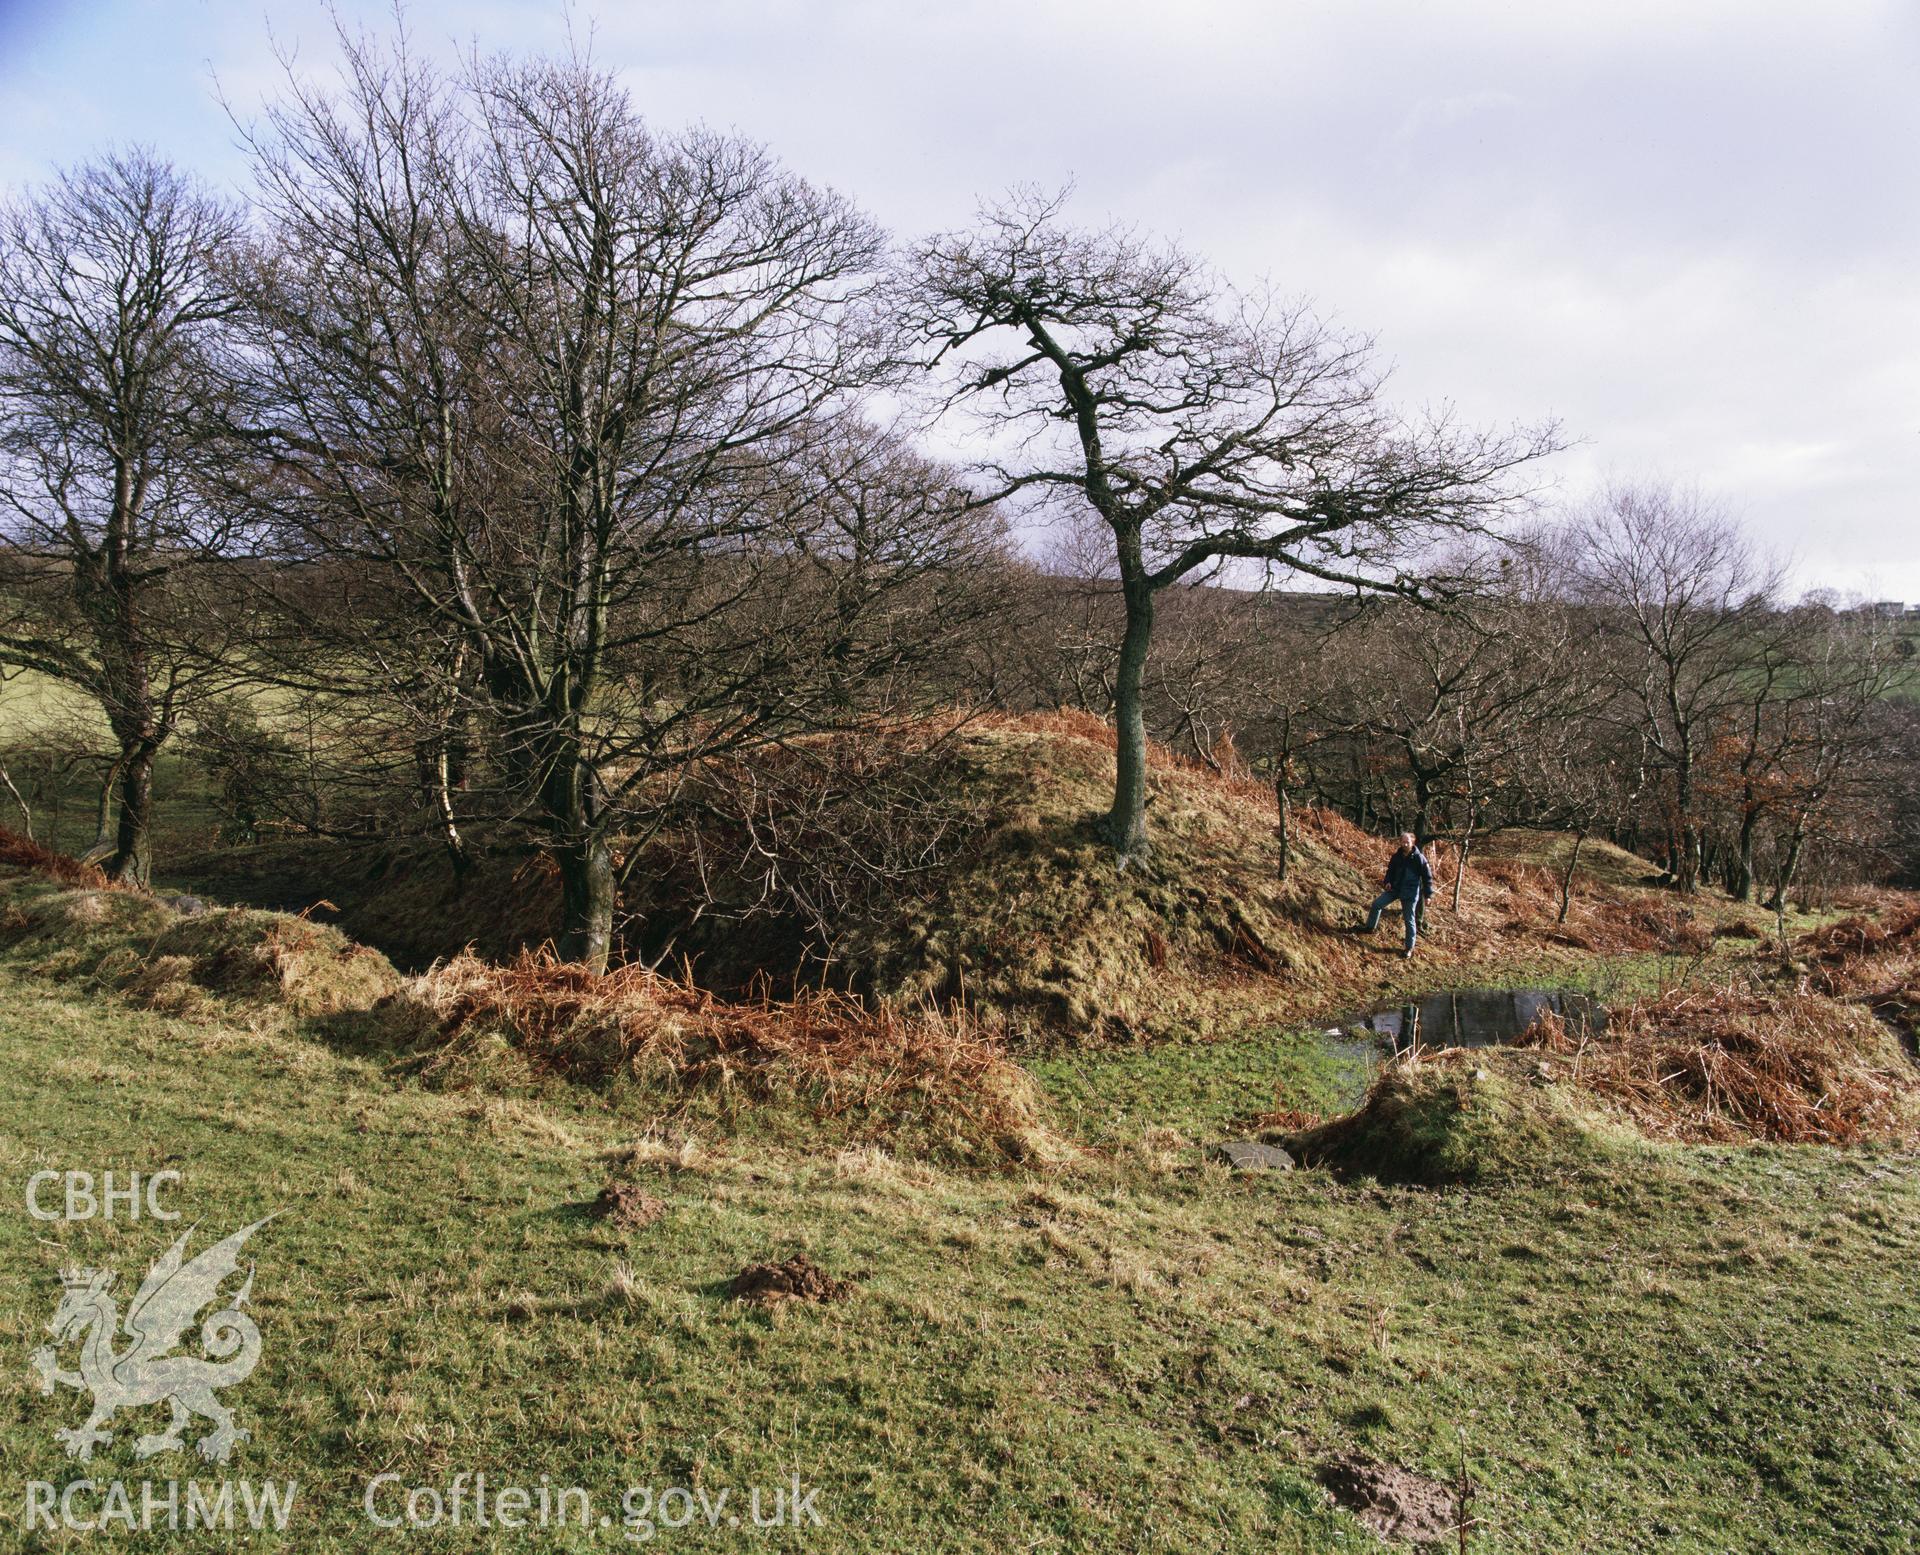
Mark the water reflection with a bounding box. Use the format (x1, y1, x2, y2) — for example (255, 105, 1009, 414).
(1330, 988, 1605, 1059)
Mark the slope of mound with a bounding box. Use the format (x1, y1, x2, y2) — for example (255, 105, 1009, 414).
(1475, 827, 1666, 890)
(621, 712, 1377, 1041)
(0, 864, 400, 1021)
(172, 711, 1732, 1042)
(1280, 1050, 1643, 1185)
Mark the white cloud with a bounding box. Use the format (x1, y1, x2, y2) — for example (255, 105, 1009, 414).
(2, 0, 1916, 595)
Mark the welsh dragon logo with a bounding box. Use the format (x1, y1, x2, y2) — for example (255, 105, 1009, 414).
(28, 1216, 277, 1465)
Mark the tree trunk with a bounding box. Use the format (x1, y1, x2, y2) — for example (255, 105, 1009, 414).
(0, 762, 32, 840)
(88, 753, 126, 855)
(1732, 805, 1758, 902)
(1274, 773, 1291, 884)
(1450, 818, 1474, 912)
(1102, 578, 1155, 857)
(554, 833, 614, 971)
(1411, 769, 1433, 844)
(1557, 830, 1588, 924)
(1674, 759, 1700, 893)
(106, 741, 157, 886)
(420, 739, 471, 883)
(544, 748, 613, 971)
(1766, 823, 1807, 914)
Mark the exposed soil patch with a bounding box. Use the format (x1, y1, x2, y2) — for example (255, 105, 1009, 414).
(1316, 1454, 1458, 1545)
(727, 1253, 856, 1306)
(595, 1182, 666, 1229)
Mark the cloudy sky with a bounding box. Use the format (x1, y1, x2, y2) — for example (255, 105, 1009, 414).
(4, 0, 1917, 598)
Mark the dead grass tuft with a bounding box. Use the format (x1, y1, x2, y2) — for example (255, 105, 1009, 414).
(411, 948, 1050, 1158)
(0, 826, 113, 889)
(1517, 987, 1919, 1145)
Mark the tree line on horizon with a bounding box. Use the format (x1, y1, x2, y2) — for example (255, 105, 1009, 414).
(0, 28, 1911, 968)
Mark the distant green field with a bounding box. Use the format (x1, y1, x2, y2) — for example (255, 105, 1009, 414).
(0, 669, 221, 858)
(1891, 628, 1920, 698)
(0, 666, 103, 737)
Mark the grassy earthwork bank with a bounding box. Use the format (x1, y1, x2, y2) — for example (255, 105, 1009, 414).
(1, 711, 1918, 1550)
(3, 927, 1920, 1553)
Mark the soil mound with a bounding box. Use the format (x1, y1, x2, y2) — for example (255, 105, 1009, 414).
(595, 1182, 667, 1229)
(727, 1253, 855, 1305)
(1317, 1454, 1458, 1545)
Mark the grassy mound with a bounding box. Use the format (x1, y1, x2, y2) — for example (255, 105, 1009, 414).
(628, 713, 1783, 1042)
(626, 712, 1426, 1040)
(176, 713, 1388, 1037)
(1281, 1050, 1641, 1185)
(0, 870, 400, 1020)
(0, 855, 1055, 1165)
(1292, 980, 1920, 1184)
(1521, 985, 1920, 1146)
(172, 714, 1765, 1043)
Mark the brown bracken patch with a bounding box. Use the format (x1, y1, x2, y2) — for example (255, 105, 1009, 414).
(1517, 987, 1919, 1146)
(0, 826, 110, 888)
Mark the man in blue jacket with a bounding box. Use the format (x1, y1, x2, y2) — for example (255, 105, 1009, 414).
(1361, 832, 1434, 959)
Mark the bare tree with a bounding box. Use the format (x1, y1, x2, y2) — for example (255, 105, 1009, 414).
(242, 36, 990, 968)
(0, 151, 248, 882)
(1757, 606, 1903, 908)
(1512, 715, 1644, 923)
(899, 188, 1559, 857)
(1567, 484, 1785, 893)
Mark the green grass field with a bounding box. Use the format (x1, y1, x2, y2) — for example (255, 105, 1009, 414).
(3, 905, 1918, 1550)
(0, 669, 224, 862)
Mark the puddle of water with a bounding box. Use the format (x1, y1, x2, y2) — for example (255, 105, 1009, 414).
(1325, 987, 1605, 1060)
